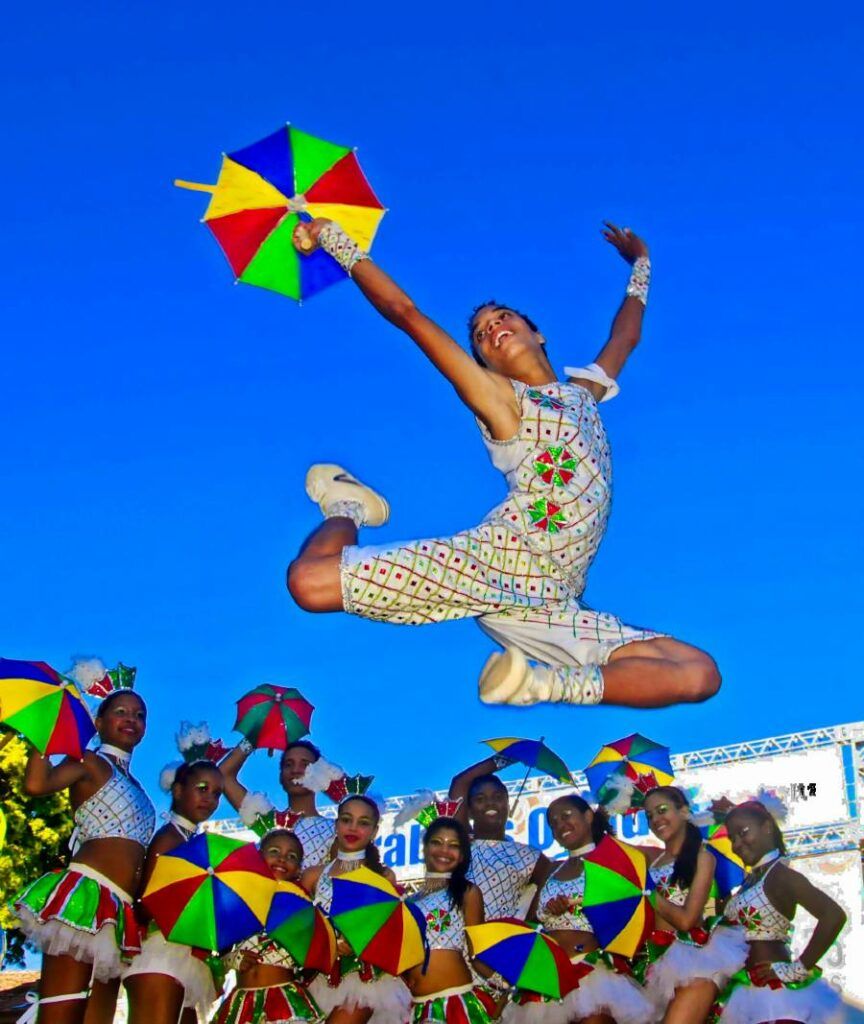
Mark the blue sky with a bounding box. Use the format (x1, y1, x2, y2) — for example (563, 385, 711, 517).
(2, 2, 862, 814)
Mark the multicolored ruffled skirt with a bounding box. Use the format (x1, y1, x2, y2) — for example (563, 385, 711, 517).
(503, 951, 653, 1024)
(13, 863, 142, 982)
(633, 921, 748, 1011)
(710, 965, 844, 1023)
(309, 954, 411, 1024)
(123, 927, 219, 1018)
(413, 983, 499, 1024)
(215, 980, 322, 1024)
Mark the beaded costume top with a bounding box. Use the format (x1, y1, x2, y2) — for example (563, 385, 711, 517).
(411, 886, 467, 953)
(467, 839, 540, 920)
(649, 860, 688, 908)
(225, 932, 299, 974)
(73, 752, 155, 848)
(294, 816, 335, 868)
(477, 379, 613, 596)
(536, 866, 592, 932)
(724, 861, 793, 942)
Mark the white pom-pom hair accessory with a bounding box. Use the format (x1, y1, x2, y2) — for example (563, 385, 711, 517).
(300, 755, 345, 794)
(160, 761, 184, 793)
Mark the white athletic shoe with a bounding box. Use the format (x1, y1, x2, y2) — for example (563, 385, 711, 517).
(478, 647, 552, 705)
(305, 463, 390, 527)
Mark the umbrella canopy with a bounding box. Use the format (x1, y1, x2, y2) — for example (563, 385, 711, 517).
(584, 733, 674, 813)
(701, 823, 746, 899)
(482, 737, 572, 784)
(266, 879, 337, 972)
(0, 658, 95, 759)
(176, 125, 385, 301)
(466, 920, 586, 998)
(330, 866, 427, 974)
(142, 833, 276, 951)
(233, 684, 314, 752)
(582, 836, 655, 958)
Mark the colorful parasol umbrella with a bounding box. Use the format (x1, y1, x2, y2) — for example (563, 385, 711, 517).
(233, 684, 314, 753)
(581, 836, 655, 958)
(466, 920, 587, 998)
(175, 125, 385, 301)
(701, 823, 746, 899)
(482, 737, 572, 784)
(142, 833, 276, 951)
(584, 734, 674, 814)
(330, 866, 427, 974)
(0, 658, 95, 759)
(266, 879, 337, 972)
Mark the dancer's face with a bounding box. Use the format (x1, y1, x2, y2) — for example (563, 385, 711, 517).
(280, 745, 317, 798)
(172, 766, 223, 824)
(547, 798, 593, 850)
(468, 781, 509, 837)
(424, 826, 465, 874)
(336, 798, 378, 853)
(96, 693, 147, 751)
(727, 811, 775, 867)
(260, 833, 303, 881)
(470, 306, 545, 373)
(644, 791, 688, 845)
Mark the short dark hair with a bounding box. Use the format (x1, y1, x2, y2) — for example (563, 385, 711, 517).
(467, 300, 541, 366)
(467, 774, 508, 802)
(170, 760, 221, 812)
(281, 740, 321, 766)
(97, 690, 147, 718)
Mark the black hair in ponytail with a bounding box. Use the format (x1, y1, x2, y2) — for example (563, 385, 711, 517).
(549, 794, 615, 844)
(644, 786, 703, 889)
(423, 817, 472, 911)
(726, 801, 787, 856)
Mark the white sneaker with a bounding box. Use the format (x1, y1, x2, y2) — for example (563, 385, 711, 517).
(305, 463, 390, 527)
(478, 647, 552, 705)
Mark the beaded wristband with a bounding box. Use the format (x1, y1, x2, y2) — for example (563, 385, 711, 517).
(492, 755, 514, 770)
(237, 738, 254, 755)
(485, 971, 509, 992)
(771, 959, 810, 983)
(318, 222, 370, 276)
(625, 256, 651, 305)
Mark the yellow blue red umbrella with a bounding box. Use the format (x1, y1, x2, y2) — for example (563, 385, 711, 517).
(465, 920, 587, 998)
(330, 866, 427, 974)
(581, 836, 655, 958)
(0, 658, 95, 759)
(482, 737, 572, 784)
(265, 880, 337, 972)
(142, 833, 275, 951)
(701, 823, 746, 899)
(584, 734, 674, 814)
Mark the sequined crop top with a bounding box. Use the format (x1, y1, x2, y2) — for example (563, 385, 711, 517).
(649, 860, 688, 907)
(72, 753, 155, 849)
(724, 861, 793, 942)
(536, 866, 592, 932)
(225, 932, 299, 974)
(412, 886, 466, 952)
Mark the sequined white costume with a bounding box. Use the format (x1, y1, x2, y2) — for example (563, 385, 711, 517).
(341, 376, 658, 689)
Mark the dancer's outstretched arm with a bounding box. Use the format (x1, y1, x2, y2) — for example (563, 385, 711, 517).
(568, 223, 650, 398)
(293, 219, 520, 440)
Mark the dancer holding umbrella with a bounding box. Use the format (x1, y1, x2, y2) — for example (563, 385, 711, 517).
(285, 214, 720, 710)
(13, 660, 155, 1024)
(220, 684, 335, 867)
(122, 724, 226, 1024)
(448, 752, 550, 921)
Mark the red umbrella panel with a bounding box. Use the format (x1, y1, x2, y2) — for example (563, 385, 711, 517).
(233, 685, 314, 752)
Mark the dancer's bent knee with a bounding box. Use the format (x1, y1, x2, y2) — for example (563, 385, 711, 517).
(286, 558, 345, 613)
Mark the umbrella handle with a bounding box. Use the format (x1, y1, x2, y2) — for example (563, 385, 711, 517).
(174, 179, 216, 193)
(0, 731, 17, 753)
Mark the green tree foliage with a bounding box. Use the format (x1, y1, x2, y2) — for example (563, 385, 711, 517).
(0, 735, 73, 966)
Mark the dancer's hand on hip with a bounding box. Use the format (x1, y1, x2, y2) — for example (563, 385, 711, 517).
(602, 221, 649, 263)
(293, 217, 333, 254)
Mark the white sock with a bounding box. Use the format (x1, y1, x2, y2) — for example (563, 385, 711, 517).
(532, 663, 605, 705)
(324, 499, 367, 528)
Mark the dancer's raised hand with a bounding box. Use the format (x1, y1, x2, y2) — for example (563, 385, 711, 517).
(602, 222, 649, 264)
(293, 217, 333, 254)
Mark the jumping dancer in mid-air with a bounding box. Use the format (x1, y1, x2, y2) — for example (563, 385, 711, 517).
(286, 218, 719, 709)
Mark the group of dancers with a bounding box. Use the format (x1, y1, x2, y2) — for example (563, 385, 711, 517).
(8, 212, 848, 1024)
(10, 685, 848, 1024)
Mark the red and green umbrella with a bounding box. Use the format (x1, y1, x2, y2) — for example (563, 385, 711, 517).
(330, 865, 427, 974)
(266, 879, 337, 972)
(466, 920, 587, 998)
(482, 737, 572, 784)
(142, 833, 276, 951)
(584, 734, 674, 814)
(701, 823, 746, 899)
(0, 658, 95, 759)
(175, 125, 385, 301)
(582, 836, 655, 958)
(234, 684, 314, 753)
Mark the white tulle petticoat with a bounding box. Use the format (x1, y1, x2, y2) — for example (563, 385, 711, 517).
(122, 930, 217, 1018)
(310, 971, 411, 1024)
